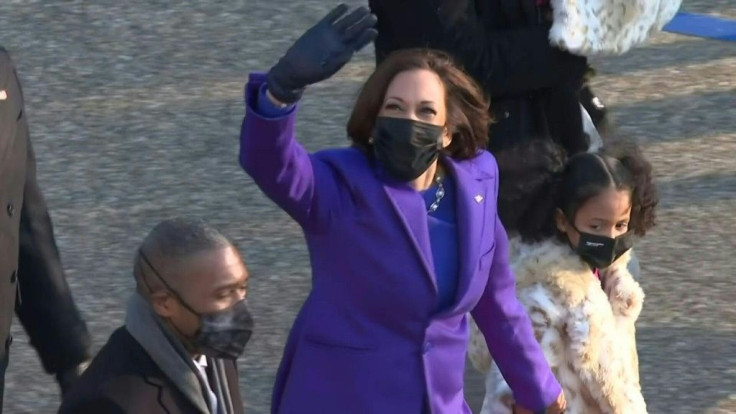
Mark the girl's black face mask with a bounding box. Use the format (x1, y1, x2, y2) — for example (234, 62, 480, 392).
(573, 226, 633, 269)
(371, 116, 444, 182)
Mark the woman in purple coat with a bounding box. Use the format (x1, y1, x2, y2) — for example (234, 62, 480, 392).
(239, 4, 565, 414)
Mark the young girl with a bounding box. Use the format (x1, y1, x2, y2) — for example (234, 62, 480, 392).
(468, 139, 658, 414)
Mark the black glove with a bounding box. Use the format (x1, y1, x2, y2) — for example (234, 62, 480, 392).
(267, 4, 378, 104)
(56, 361, 89, 397)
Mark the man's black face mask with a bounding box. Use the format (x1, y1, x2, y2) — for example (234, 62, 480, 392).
(138, 249, 254, 359)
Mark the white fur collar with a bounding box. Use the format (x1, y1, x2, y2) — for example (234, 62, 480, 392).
(509, 238, 643, 319)
(548, 0, 683, 55)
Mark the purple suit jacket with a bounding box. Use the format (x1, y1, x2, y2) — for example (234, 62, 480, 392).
(240, 73, 561, 414)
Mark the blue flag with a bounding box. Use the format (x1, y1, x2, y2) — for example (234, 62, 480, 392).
(663, 12, 736, 42)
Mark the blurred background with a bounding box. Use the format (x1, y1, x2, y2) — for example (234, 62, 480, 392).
(0, 0, 734, 412)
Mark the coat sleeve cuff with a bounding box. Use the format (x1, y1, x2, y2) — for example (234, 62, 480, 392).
(244, 72, 296, 120)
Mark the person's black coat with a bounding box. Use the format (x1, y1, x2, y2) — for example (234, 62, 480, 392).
(59, 327, 245, 414)
(369, 0, 590, 155)
(0, 46, 90, 408)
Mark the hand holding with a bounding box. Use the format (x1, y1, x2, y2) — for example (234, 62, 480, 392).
(267, 4, 378, 104)
(513, 391, 566, 414)
(546, 391, 567, 413)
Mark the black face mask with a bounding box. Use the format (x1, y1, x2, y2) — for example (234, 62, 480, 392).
(183, 299, 254, 360)
(573, 228, 633, 269)
(139, 250, 254, 360)
(371, 116, 444, 181)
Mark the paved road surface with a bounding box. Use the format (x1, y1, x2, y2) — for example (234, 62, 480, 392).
(1, 1, 734, 413)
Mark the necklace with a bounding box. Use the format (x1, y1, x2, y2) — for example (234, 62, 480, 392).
(428, 175, 445, 213)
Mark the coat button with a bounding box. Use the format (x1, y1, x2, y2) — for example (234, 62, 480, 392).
(6, 203, 14, 217)
(10, 270, 17, 283)
(503, 111, 510, 119)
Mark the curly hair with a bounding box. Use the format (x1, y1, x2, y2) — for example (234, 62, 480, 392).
(499, 137, 659, 243)
(496, 139, 567, 238)
(599, 137, 659, 236)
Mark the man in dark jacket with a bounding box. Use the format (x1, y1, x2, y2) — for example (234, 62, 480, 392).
(0, 46, 91, 411)
(369, 0, 605, 156)
(59, 218, 252, 414)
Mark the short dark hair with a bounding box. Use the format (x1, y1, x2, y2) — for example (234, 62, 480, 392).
(134, 218, 233, 292)
(498, 137, 659, 242)
(347, 48, 491, 159)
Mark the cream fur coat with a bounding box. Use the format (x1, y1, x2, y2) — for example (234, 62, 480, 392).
(548, 0, 682, 55)
(468, 238, 647, 414)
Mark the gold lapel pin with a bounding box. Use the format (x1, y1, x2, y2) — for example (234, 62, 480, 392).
(0, 90, 7, 101)
(474, 195, 483, 203)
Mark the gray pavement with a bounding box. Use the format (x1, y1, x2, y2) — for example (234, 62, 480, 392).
(1, 1, 734, 413)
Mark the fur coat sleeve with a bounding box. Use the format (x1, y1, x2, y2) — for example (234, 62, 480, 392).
(468, 239, 647, 414)
(548, 0, 683, 55)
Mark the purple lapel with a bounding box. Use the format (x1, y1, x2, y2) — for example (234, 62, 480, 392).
(443, 156, 492, 311)
(382, 181, 438, 292)
(379, 156, 494, 302)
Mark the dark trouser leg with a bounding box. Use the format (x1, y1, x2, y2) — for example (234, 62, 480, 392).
(579, 83, 609, 130)
(0, 349, 8, 414)
(545, 87, 589, 155)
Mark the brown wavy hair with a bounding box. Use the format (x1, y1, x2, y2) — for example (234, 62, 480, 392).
(347, 48, 491, 159)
